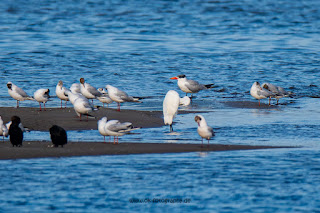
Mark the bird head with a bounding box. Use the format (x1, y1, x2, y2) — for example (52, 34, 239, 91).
(7, 82, 12, 90)
(80, 78, 85, 84)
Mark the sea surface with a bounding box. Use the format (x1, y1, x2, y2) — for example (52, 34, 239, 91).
(1, 0, 320, 212)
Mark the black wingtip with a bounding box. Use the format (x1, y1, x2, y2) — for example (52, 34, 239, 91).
(205, 83, 215, 89)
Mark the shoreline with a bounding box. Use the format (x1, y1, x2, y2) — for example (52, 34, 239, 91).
(0, 141, 296, 160)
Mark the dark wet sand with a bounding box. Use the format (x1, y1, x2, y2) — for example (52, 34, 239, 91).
(0, 107, 164, 131)
(0, 141, 295, 160)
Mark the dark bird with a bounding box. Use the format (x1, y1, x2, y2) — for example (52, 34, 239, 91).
(8, 116, 23, 147)
(49, 125, 67, 147)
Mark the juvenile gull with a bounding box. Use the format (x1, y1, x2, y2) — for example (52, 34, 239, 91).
(262, 83, 291, 105)
(97, 88, 113, 107)
(7, 82, 34, 108)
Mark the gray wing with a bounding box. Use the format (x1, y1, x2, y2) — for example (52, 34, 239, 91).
(257, 88, 275, 97)
(116, 90, 135, 102)
(208, 126, 215, 136)
(15, 86, 30, 97)
(262, 83, 279, 94)
(109, 122, 133, 132)
(86, 84, 101, 97)
(185, 79, 206, 92)
(277, 86, 289, 96)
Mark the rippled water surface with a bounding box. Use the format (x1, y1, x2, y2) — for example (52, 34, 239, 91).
(1, 0, 320, 212)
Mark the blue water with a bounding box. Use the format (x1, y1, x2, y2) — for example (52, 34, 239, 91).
(1, 0, 320, 212)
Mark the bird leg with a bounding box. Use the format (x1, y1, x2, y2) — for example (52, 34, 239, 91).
(16, 100, 19, 108)
(39, 103, 42, 111)
(44, 103, 46, 111)
(170, 124, 173, 132)
(60, 100, 63, 109)
(268, 97, 271, 106)
(259, 100, 260, 106)
(117, 103, 121, 111)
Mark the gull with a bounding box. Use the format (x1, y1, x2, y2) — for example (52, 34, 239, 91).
(64, 90, 86, 105)
(73, 96, 99, 121)
(103, 117, 140, 144)
(194, 115, 214, 147)
(250, 82, 275, 106)
(98, 117, 110, 142)
(80, 78, 101, 103)
(34, 89, 50, 111)
(163, 90, 180, 132)
(106, 85, 141, 111)
(170, 74, 214, 97)
(262, 83, 291, 105)
(179, 96, 191, 106)
(56, 80, 69, 108)
(49, 125, 67, 147)
(97, 88, 113, 107)
(70, 83, 81, 94)
(8, 116, 23, 147)
(7, 82, 34, 108)
(0, 116, 9, 142)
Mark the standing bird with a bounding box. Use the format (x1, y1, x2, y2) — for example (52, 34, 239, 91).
(73, 96, 99, 121)
(56, 80, 69, 108)
(262, 83, 291, 105)
(250, 82, 275, 106)
(98, 117, 110, 142)
(79, 78, 101, 103)
(7, 82, 34, 108)
(97, 88, 113, 107)
(170, 74, 214, 97)
(34, 89, 50, 111)
(194, 115, 214, 147)
(106, 85, 141, 111)
(70, 83, 81, 94)
(0, 116, 9, 142)
(103, 117, 141, 144)
(8, 116, 23, 147)
(49, 125, 67, 147)
(163, 90, 180, 132)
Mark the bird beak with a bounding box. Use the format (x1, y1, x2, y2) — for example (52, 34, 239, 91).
(170, 77, 178, 80)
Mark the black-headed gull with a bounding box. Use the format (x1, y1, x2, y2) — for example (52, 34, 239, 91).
(98, 117, 110, 143)
(262, 83, 291, 105)
(106, 85, 141, 111)
(49, 125, 67, 147)
(194, 115, 214, 147)
(97, 88, 113, 107)
(34, 89, 50, 111)
(73, 96, 99, 121)
(0, 116, 9, 142)
(80, 78, 101, 102)
(8, 116, 23, 147)
(7, 82, 34, 108)
(170, 74, 214, 97)
(56, 81, 69, 108)
(250, 82, 275, 106)
(103, 117, 140, 144)
(163, 90, 180, 132)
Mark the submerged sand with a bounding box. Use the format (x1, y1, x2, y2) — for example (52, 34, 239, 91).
(0, 141, 294, 160)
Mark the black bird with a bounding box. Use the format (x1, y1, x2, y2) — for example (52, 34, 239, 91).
(49, 125, 67, 147)
(8, 116, 23, 147)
